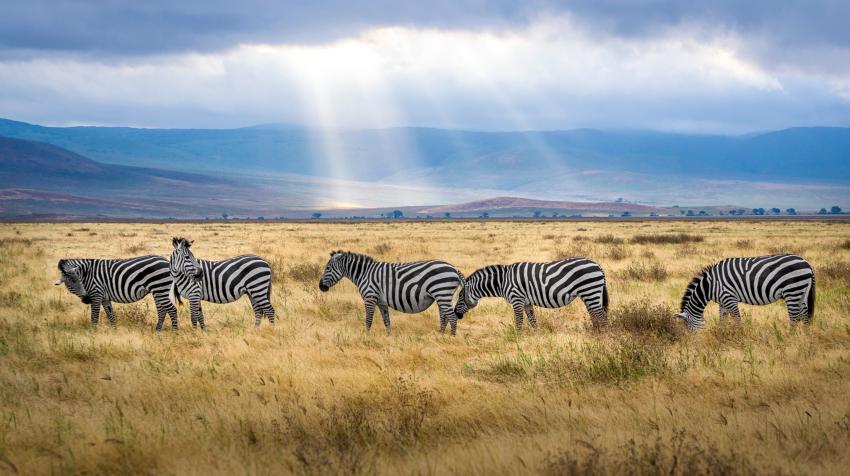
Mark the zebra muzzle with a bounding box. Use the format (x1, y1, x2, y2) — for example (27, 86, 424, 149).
(319, 283, 329, 292)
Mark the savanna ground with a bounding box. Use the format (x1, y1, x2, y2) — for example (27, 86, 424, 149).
(1, 220, 850, 475)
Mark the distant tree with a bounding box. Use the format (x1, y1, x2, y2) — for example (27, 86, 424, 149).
(698, 210, 708, 216)
(480, 212, 489, 219)
(786, 208, 797, 215)
(426, 215, 433, 219)
(686, 210, 695, 217)
(718, 211, 725, 216)
(615, 197, 624, 203)
(831, 206, 843, 214)
(380, 213, 385, 218)
(680, 210, 686, 215)
(221, 213, 229, 220)
(819, 208, 829, 215)
(752, 208, 766, 216)
(443, 212, 451, 219)
(649, 212, 658, 217)
(621, 211, 632, 217)
(311, 212, 322, 219)
(392, 210, 404, 219)
(257, 216, 265, 220)
(533, 210, 542, 218)
(771, 208, 781, 215)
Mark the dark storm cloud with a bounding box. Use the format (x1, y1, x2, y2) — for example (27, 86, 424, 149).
(1, 1, 849, 57)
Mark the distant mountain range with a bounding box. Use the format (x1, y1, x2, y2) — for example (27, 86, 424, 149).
(0, 117, 848, 217)
(2, 118, 849, 183)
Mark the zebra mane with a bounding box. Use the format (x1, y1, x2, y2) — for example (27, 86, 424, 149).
(172, 237, 192, 248)
(58, 259, 80, 273)
(469, 264, 502, 280)
(331, 250, 375, 263)
(680, 265, 714, 311)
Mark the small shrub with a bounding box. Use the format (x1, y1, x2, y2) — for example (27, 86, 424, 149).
(370, 242, 393, 256)
(606, 245, 630, 261)
(594, 234, 624, 244)
(622, 261, 668, 281)
(630, 233, 704, 245)
(610, 301, 683, 342)
(123, 243, 145, 254)
(819, 262, 850, 284)
(288, 262, 323, 285)
(734, 239, 753, 250)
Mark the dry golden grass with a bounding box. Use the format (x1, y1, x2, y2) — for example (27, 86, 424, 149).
(1, 220, 850, 475)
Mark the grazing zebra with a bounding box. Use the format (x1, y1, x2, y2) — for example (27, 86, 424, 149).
(454, 258, 609, 329)
(54, 256, 178, 330)
(676, 254, 815, 331)
(318, 251, 465, 335)
(169, 237, 276, 329)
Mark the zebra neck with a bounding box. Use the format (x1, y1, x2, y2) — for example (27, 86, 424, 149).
(342, 258, 373, 288)
(478, 266, 506, 298)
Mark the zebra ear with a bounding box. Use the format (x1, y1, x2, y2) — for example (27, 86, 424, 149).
(54, 278, 64, 286)
(172, 237, 180, 248)
(674, 312, 687, 320)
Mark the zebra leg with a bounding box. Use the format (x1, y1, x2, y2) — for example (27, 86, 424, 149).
(154, 297, 167, 332)
(364, 300, 376, 332)
(524, 304, 537, 329)
(510, 299, 524, 330)
(439, 308, 448, 334)
(168, 304, 179, 330)
(264, 305, 276, 325)
(103, 300, 117, 327)
(89, 300, 101, 327)
(785, 294, 809, 325)
(379, 304, 391, 335)
(190, 298, 206, 330)
(437, 300, 458, 336)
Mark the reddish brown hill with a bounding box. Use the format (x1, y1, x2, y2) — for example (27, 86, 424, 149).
(420, 196, 662, 214)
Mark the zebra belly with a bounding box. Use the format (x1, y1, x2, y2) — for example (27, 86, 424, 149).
(387, 295, 434, 313)
(108, 286, 149, 303)
(528, 294, 576, 309)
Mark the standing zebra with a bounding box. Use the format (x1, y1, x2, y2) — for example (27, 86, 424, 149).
(169, 237, 276, 329)
(54, 256, 178, 331)
(454, 258, 609, 329)
(676, 254, 815, 331)
(318, 251, 465, 335)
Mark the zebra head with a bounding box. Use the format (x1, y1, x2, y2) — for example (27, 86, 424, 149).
(319, 250, 346, 292)
(171, 237, 202, 281)
(453, 267, 490, 318)
(56, 259, 90, 303)
(676, 269, 712, 331)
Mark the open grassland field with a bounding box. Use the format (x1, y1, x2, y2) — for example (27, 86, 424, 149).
(1, 221, 850, 475)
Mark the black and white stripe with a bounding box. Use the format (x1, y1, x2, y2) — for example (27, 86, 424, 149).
(454, 258, 609, 329)
(319, 250, 465, 335)
(677, 254, 815, 331)
(169, 237, 276, 329)
(55, 256, 177, 330)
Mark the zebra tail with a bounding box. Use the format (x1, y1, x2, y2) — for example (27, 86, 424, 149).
(807, 275, 816, 321)
(169, 282, 183, 307)
(602, 282, 609, 313)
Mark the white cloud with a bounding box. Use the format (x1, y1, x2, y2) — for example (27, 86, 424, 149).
(0, 16, 846, 131)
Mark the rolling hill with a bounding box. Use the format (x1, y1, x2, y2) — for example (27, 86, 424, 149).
(1, 118, 849, 183)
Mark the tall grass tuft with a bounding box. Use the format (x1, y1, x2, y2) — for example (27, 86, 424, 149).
(630, 233, 705, 245)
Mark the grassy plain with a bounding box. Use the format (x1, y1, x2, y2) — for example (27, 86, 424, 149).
(0, 220, 849, 475)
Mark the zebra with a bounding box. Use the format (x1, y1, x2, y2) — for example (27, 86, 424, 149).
(453, 258, 609, 329)
(169, 237, 276, 329)
(54, 256, 178, 331)
(318, 250, 466, 335)
(676, 254, 815, 331)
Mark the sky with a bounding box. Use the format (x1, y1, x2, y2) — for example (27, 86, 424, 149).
(1, 1, 850, 133)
